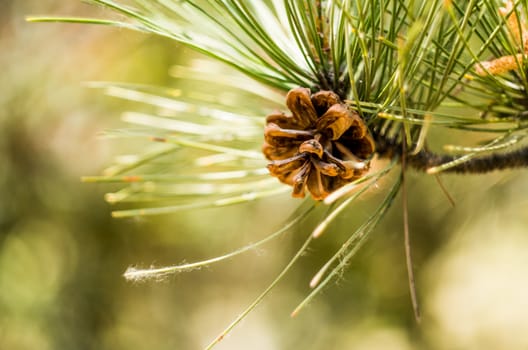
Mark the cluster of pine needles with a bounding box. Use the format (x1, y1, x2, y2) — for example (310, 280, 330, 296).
(29, 0, 528, 348)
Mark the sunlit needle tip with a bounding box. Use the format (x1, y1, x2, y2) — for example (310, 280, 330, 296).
(290, 309, 300, 318)
(309, 272, 323, 288)
(311, 225, 326, 238)
(426, 167, 438, 174)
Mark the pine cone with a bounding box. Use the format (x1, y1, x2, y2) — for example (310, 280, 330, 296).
(263, 88, 375, 200)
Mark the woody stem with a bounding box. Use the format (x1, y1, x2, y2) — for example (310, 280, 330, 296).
(376, 136, 528, 174)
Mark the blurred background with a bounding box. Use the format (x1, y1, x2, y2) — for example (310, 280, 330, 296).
(1, 1, 527, 349)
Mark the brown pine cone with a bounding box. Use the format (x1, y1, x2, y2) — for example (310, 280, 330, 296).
(263, 87, 375, 200)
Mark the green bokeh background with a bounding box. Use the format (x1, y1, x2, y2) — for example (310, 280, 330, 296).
(1, 2, 527, 349)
